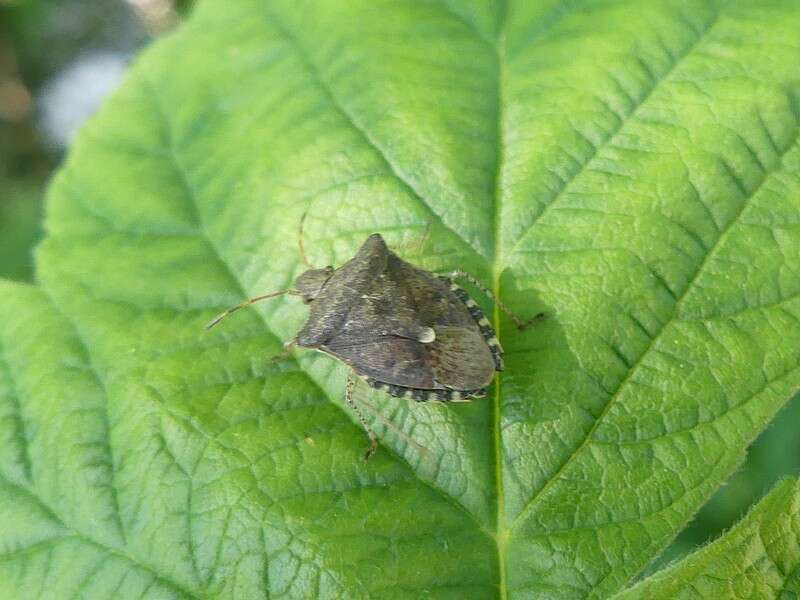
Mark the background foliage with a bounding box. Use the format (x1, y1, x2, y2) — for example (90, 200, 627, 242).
(1, 0, 800, 597)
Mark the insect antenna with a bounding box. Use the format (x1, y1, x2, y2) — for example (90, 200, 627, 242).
(298, 211, 313, 268)
(205, 289, 299, 330)
(392, 221, 432, 258)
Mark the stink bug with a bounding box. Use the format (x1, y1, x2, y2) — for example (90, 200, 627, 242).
(207, 224, 542, 460)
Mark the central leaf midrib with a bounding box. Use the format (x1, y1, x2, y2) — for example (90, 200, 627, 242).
(490, 1, 509, 597)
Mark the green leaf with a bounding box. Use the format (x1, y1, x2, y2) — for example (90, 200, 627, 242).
(614, 477, 800, 599)
(2, 0, 800, 597)
(0, 179, 43, 282)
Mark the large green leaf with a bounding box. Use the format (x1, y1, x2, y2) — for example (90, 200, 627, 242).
(2, 0, 800, 597)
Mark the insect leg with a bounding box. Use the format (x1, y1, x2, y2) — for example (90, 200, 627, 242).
(355, 395, 433, 458)
(345, 370, 378, 462)
(269, 338, 297, 363)
(413, 221, 432, 254)
(449, 269, 545, 331)
(205, 289, 300, 330)
(298, 212, 313, 268)
(405, 221, 432, 256)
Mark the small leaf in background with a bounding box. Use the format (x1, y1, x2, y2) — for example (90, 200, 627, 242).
(649, 390, 800, 575)
(1, 1, 800, 598)
(615, 477, 800, 599)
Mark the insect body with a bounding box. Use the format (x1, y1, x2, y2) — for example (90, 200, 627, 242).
(207, 232, 540, 459)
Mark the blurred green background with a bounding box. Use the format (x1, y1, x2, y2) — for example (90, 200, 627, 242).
(1, 0, 797, 576)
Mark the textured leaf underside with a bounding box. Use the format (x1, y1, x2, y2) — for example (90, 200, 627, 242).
(2, 0, 800, 598)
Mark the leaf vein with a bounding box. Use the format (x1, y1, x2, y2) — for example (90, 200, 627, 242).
(0, 339, 33, 484)
(0, 473, 199, 599)
(508, 6, 726, 255)
(261, 6, 478, 257)
(37, 289, 127, 546)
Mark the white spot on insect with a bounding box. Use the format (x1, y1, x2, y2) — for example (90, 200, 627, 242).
(419, 327, 436, 343)
(465, 298, 477, 307)
(488, 336, 500, 346)
(478, 317, 491, 326)
(404, 390, 414, 400)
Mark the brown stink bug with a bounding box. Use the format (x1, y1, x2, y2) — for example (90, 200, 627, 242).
(207, 222, 542, 460)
